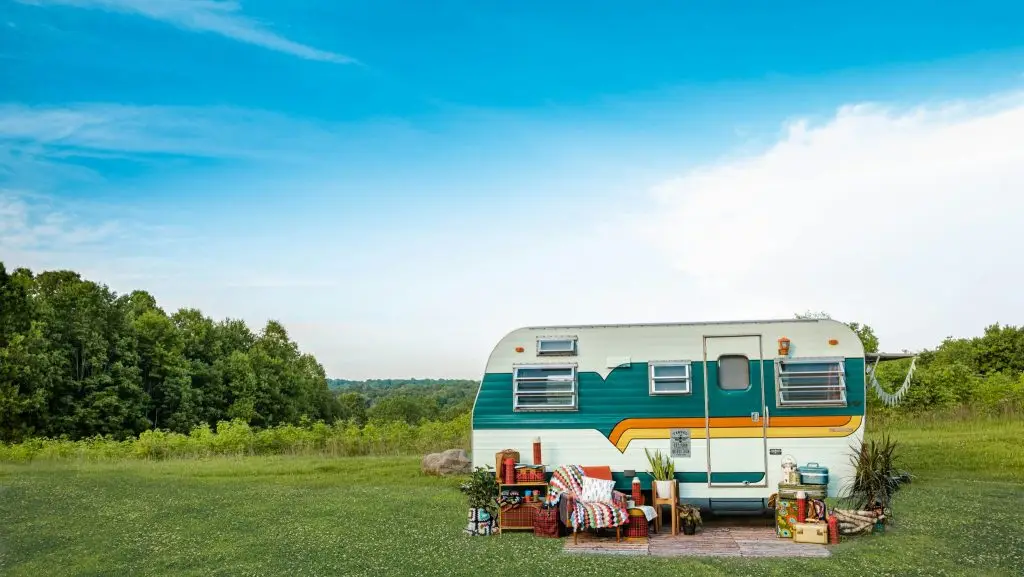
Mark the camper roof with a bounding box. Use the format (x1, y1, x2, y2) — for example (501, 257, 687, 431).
(521, 318, 825, 331)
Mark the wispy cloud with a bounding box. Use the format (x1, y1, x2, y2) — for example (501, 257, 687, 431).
(0, 188, 202, 293)
(0, 189, 121, 251)
(0, 103, 422, 165)
(17, 0, 357, 64)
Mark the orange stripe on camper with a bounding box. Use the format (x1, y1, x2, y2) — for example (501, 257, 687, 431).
(607, 415, 853, 447)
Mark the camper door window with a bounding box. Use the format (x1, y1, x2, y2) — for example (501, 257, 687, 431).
(649, 362, 692, 394)
(775, 357, 848, 407)
(512, 365, 577, 410)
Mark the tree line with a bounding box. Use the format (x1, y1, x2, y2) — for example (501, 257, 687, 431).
(327, 379, 478, 426)
(0, 263, 341, 443)
(870, 322, 1024, 414)
(2, 262, 1020, 448)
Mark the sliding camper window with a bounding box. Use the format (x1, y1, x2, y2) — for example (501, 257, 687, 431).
(775, 357, 847, 407)
(649, 361, 692, 395)
(536, 336, 577, 356)
(512, 365, 577, 410)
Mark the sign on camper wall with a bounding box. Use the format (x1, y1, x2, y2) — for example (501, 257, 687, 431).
(670, 429, 691, 458)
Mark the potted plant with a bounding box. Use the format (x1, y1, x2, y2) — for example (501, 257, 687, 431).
(459, 466, 499, 536)
(678, 503, 703, 535)
(644, 448, 675, 499)
(840, 433, 908, 529)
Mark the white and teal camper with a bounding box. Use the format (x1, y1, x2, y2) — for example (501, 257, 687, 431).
(471, 318, 902, 513)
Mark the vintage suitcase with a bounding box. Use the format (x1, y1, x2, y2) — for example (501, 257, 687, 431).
(793, 521, 829, 544)
(776, 498, 798, 537)
(798, 462, 830, 486)
(777, 483, 827, 500)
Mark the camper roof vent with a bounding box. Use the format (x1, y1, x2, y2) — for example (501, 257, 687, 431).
(537, 336, 577, 356)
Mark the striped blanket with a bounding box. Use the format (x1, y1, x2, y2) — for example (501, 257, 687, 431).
(546, 465, 629, 530)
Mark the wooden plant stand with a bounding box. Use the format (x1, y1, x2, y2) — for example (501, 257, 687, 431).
(497, 482, 548, 534)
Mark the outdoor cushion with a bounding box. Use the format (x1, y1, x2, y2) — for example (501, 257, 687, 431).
(579, 475, 616, 503)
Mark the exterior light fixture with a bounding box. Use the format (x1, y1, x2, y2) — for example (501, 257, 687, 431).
(778, 337, 791, 356)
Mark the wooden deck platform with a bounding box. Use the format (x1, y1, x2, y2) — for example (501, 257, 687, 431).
(562, 519, 831, 558)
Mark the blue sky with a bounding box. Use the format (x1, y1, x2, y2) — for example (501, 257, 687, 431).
(2, 0, 1024, 378)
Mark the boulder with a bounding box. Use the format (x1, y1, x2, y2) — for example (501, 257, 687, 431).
(422, 448, 471, 476)
(421, 452, 444, 475)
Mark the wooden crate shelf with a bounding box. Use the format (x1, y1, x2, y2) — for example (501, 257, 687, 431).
(498, 482, 549, 533)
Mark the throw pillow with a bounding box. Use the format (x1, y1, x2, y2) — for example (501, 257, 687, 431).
(579, 475, 616, 503)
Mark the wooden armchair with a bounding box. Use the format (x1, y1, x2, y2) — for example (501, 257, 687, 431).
(549, 465, 630, 543)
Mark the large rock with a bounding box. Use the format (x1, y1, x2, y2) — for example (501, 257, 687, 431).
(422, 448, 471, 475)
(421, 452, 444, 475)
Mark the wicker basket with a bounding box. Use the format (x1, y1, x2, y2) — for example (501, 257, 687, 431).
(501, 503, 537, 529)
(495, 449, 520, 483)
(533, 507, 559, 538)
(515, 465, 545, 483)
(625, 509, 649, 538)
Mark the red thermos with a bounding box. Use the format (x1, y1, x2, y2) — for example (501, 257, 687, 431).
(796, 490, 807, 523)
(503, 458, 515, 484)
(828, 512, 840, 544)
(532, 437, 542, 465)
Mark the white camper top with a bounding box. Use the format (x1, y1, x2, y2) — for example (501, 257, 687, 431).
(485, 318, 864, 379)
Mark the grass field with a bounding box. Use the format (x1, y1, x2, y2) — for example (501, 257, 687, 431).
(1, 419, 1022, 576)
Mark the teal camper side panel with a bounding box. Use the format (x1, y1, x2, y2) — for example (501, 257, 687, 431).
(472, 362, 707, 434)
(473, 358, 865, 432)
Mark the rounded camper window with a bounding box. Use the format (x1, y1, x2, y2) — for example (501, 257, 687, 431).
(717, 354, 751, 391)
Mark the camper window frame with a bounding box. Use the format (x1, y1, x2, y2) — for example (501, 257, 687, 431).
(536, 336, 578, 356)
(512, 363, 578, 411)
(648, 361, 693, 395)
(775, 356, 848, 407)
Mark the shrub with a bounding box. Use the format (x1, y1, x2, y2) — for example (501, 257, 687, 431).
(0, 415, 472, 463)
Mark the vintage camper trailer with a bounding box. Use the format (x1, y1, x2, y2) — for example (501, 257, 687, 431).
(471, 318, 881, 513)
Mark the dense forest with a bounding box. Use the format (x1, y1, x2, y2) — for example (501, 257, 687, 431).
(1, 262, 1021, 451)
(0, 262, 344, 442)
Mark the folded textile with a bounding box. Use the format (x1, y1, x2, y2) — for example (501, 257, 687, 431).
(630, 505, 657, 521)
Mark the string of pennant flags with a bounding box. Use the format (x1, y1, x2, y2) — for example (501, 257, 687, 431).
(867, 357, 917, 407)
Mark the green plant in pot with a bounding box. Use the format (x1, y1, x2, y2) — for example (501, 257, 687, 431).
(459, 466, 499, 521)
(678, 503, 703, 535)
(644, 448, 675, 499)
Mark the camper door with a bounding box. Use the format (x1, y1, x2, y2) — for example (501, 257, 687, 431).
(702, 334, 769, 487)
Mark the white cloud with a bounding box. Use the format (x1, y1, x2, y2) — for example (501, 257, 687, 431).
(17, 0, 356, 64)
(0, 189, 121, 251)
(634, 92, 1024, 353)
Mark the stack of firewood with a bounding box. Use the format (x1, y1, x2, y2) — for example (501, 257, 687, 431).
(833, 508, 884, 534)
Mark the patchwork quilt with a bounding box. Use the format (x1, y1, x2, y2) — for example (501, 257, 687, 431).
(546, 464, 629, 530)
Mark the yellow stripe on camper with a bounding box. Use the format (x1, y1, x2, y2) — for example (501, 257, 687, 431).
(610, 415, 862, 452)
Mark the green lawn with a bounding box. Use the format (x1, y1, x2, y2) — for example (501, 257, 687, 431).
(1, 419, 1022, 577)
